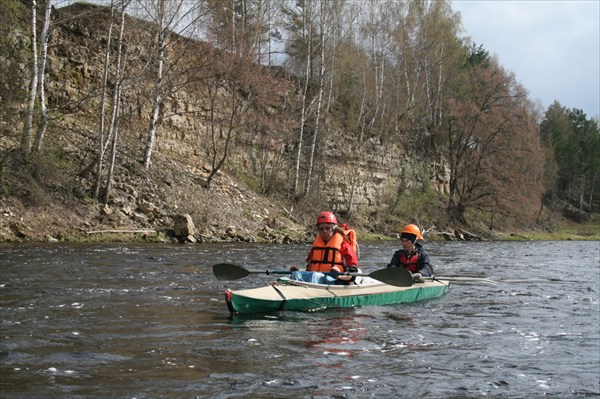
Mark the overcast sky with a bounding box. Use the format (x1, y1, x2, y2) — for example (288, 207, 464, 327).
(451, 0, 600, 119)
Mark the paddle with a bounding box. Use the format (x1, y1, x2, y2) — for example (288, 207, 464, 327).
(421, 275, 498, 285)
(212, 263, 415, 287)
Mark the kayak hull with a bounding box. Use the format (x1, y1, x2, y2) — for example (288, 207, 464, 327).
(225, 278, 449, 314)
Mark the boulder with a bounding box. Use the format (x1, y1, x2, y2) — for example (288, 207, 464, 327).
(173, 213, 196, 238)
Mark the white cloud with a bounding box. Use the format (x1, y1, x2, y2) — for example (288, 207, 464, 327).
(452, 0, 600, 118)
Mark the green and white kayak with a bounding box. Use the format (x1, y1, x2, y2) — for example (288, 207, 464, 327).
(224, 277, 450, 315)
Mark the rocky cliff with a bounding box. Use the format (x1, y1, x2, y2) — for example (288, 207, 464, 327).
(0, 2, 451, 243)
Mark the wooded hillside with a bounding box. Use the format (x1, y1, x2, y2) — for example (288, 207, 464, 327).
(0, 0, 598, 242)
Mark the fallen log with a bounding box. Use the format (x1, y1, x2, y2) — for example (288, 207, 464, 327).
(86, 229, 157, 234)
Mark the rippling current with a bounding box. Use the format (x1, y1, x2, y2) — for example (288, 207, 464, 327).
(1, 241, 599, 398)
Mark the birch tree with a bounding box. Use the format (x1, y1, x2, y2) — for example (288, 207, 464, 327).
(139, 0, 199, 170)
(142, 0, 166, 169)
(283, 0, 317, 197)
(32, 0, 53, 156)
(93, 0, 117, 200)
(21, 0, 39, 157)
(21, 0, 56, 162)
(303, 0, 327, 196)
(102, 0, 129, 204)
(358, 0, 390, 129)
(305, 0, 358, 197)
(381, 0, 460, 146)
(206, 0, 276, 63)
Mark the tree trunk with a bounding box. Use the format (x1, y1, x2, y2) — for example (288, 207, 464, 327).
(32, 0, 52, 157)
(589, 171, 597, 212)
(206, 81, 248, 189)
(21, 0, 38, 158)
(304, 0, 326, 196)
(103, 108, 121, 205)
(102, 1, 127, 204)
(93, 0, 116, 200)
(292, 0, 313, 197)
(143, 0, 166, 170)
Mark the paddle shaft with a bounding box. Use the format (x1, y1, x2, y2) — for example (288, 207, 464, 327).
(422, 276, 498, 285)
(212, 263, 414, 287)
(245, 269, 376, 278)
(213, 263, 497, 286)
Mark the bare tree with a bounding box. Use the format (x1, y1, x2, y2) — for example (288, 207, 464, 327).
(103, 0, 129, 204)
(142, 0, 166, 169)
(32, 0, 53, 156)
(282, 0, 317, 197)
(439, 54, 544, 224)
(304, 0, 327, 196)
(93, 0, 118, 199)
(204, 63, 251, 189)
(21, 0, 39, 158)
(138, 0, 201, 169)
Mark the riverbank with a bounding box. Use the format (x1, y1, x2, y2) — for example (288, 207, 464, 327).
(498, 223, 600, 241)
(2, 187, 597, 244)
(1, 140, 597, 244)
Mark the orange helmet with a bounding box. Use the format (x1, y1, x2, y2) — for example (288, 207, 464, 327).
(401, 224, 423, 240)
(316, 211, 337, 225)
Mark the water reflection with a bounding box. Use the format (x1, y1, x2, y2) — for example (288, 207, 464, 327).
(305, 315, 368, 357)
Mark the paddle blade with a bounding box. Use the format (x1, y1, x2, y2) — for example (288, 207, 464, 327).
(212, 263, 250, 281)
(369, 267, 414, 287)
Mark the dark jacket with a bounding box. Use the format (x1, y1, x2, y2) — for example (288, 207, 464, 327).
(387, 243, 433, 277)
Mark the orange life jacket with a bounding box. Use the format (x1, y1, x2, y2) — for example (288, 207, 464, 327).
(307, 233, 346, 273)
(344, 229, 359, 259)
(339, 223, 359, 259)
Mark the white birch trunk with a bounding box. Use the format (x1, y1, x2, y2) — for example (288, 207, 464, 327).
(103, 2, 127, 204)
(143, 0, 166, 170)
(292, 0, 313, 196)
(324, 1, 338, 115)
(32, 0, 52, 155)
(93, 0, 116, 199)
(435, 44, 444, 126)
(21, 0, 38, 156)
(103, 89, 122, 205)
(304, 0, 327, 196)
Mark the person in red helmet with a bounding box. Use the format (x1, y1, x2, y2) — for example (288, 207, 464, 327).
(304, 211, 359, 284)
(387, 224, 433, 281)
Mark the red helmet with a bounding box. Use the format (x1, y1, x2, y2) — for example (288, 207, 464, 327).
(316, 211, 337, 225)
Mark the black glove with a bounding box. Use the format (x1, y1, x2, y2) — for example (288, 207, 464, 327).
(347, 266, 358, 273)
(290, 266, 299, 272)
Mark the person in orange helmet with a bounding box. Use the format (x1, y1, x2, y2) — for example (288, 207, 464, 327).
(303, 211, 359, 284)
(387, 224, 433, 280)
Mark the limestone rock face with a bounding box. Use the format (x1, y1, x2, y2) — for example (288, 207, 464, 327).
(173, 213, 196, 239)
(0, 2, 453, 243)
(39, 3, 450, 217)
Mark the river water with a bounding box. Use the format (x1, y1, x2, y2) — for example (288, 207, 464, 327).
(1, 240, 599, 398)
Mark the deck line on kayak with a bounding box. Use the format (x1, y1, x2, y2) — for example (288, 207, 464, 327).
(270, 284, 288, 311)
